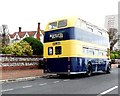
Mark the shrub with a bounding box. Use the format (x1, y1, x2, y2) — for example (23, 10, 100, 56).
(23, 37, 43, 56)
(2, 40, 33, 56)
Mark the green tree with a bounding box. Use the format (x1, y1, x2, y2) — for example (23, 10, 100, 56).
(110, 50, 120, 59)
(23, 37, 43, 55)
(2, 40, 33, 56)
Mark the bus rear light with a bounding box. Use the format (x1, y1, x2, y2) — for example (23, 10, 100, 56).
(68, 57, 70, 61)
(44, 59, 47, 62)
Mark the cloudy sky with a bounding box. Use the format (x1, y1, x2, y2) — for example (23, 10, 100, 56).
(0, 0, 119, 33)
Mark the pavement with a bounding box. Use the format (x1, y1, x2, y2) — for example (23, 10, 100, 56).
(0, 64, 118, 83)
(0, 69, 46, 83)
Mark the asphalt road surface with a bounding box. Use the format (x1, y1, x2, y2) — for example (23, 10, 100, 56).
(1, 68, 119, 95)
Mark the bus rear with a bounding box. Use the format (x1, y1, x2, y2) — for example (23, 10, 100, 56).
(44, 18, 75, 74)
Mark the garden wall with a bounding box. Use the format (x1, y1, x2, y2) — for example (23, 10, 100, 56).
(0, 54, 43, 70)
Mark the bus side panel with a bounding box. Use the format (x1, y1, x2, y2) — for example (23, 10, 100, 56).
(70, 57, 107, 72)
(70, 57, 86, 72)
(97, 59, 107, 71)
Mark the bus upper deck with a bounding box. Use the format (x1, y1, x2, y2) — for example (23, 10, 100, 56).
(45, 16, 109, 38)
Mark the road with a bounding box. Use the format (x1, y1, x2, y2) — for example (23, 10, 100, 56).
(1, 68, 119, 95)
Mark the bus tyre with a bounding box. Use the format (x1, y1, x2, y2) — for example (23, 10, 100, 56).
(106, 64, 111, 74)
(86, 64, 92, 76)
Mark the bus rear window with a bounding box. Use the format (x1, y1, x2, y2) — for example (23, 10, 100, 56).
(49, 22, 57, 29)
(55, 46, 62, 55)
(48, 47, 53, 55)
(58, 20, 67, 28)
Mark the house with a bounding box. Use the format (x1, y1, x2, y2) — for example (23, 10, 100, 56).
(8, 23, 44, 44)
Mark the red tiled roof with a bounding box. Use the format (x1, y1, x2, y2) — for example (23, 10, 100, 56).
(27, 31, 36, 37)
(9, 32, 16, 38)
(9, 31, 38, 39)
(18, 32, 26, 38)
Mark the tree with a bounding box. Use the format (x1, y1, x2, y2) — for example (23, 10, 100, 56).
(108, 28, 118, 51)
(110, 50, 120, 59)
(1, 25, 10, 47)
(2, 40, 33, 56)
(23, 37, 43, 55)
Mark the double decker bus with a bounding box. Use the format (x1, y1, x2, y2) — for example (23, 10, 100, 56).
(44, 17, 111, 76)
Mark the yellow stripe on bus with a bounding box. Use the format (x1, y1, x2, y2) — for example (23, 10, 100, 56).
(44, 40, 108, 58)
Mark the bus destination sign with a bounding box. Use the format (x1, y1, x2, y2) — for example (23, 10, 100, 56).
(49, 33, 63, 40)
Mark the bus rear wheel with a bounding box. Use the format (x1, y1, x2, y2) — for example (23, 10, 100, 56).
(106, 64, 111, 74)
(86, 65, 92, 76)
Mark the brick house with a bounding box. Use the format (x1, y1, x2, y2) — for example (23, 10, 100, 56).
(8, 23, 44, 44)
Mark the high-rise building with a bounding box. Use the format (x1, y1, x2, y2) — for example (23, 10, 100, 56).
(104, 15, 118, 50)
(104, 15, 118, 30)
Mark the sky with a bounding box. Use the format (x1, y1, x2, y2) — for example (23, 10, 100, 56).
(0, 0, 119, 34)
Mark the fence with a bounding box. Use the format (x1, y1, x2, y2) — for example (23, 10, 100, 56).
(0, 54, 43, 70)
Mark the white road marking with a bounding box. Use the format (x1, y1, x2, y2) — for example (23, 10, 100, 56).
(63, 79, 70, 82)
(39, 83, 47, 86)
(22, 85, 33, 88)
(53, 81, 60, 83)
(100, 86, 118, 95)
(1, 88, 14, 92)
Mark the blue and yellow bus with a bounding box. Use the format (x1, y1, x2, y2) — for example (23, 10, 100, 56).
(44, 17, 111, 76)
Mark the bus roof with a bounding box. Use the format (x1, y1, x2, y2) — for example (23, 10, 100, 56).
(45, 16, 108, 33)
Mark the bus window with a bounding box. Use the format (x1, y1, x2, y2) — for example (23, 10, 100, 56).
(49, 22, 57, 29)
(88, 48, 94, 55)
(55, 46, 62, 55)
(99, 50, 104, 56)
(87, 27, 93, 32)
(94, 49, 99, 56)
(83, 47, 88, 54)
(48, 47, 53, 55)
(58, 20, 67, 28)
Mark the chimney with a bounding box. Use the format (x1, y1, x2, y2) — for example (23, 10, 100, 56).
(36, 22, 40, 40)
(19, 27, 22, 32)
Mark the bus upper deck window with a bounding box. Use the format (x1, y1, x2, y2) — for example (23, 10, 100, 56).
(49, 22, 57, 29)
(58, 20, 67, 28)
(55, 46, 62, 55)
(48, 47, 53, 55)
